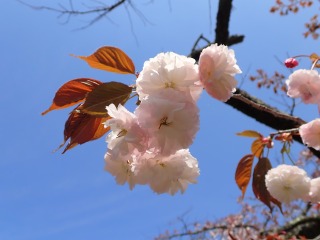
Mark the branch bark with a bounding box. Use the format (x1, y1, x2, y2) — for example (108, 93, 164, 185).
(190, 0, 320, 158)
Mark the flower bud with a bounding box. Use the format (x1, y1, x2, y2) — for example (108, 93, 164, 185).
(284, 58, 299, 68)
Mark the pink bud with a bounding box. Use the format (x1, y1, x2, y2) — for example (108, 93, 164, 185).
(284, 58, 299, 68)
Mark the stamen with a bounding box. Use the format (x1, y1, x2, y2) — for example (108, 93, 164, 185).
(158, 116, 172, 129)
(165, 82, 175, 88)
(117, 129, 128, 138)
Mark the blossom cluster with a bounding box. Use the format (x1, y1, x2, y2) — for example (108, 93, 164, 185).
(103, 44, 241, 194)
(264, 59, 320, 204)
(285, 66, 320, 150)
(265, 164, 320, 204)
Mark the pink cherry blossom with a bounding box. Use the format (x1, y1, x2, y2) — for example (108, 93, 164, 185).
(136, 52, 202, 102)
(134, 149, 200, 195)
(286, 69, 320, 104)
(104, 151, 138, 190)
(135, 90, 199, 156)
(309, 177, 320, 203)
(104, 104, 148, 157)
(198, 43, 242, 102)
(265, 164, 311, 204)
(299, 118, 320, 150)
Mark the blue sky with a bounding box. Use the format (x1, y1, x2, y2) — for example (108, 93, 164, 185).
(1, 1, 320, 240)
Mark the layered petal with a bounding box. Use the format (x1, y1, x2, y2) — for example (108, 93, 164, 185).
(135, 90, 199, 156)
(265, 164, 311, 204)
(104, 104, 148, 157)
(136, 52, 202, 102)
(133, 149, 200, 195)
(286, 69, 320, 104)
(198, 43, 241, 102)
(299, 118, 320, 150)
(309, 177, 320, 203)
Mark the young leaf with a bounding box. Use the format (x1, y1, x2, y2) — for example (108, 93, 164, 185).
(42, 78, 102, 115)
(310, 53, 320, 68)
(252, 157, 281, 212)
(236, 130, 263, 138)
(60, 105, 111, 153)
(252, 157, 272, 210)
(77, 46, 136, 74)
(251, 138, 264, 158)
(81, 82, 132, 116)
(235, 154, 255, 199)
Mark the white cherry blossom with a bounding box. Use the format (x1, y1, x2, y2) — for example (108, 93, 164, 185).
(104, 104, 148, 157)
(136, 52, 202, 102)
(135, 90, 199, 156)
(265, 164, 311, 204)
(134, 149, 200, 195)
(104, 151, 138, 190)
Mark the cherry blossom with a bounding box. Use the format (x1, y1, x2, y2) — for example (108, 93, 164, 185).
(104, 104, 148, 157)
(134, 149, 200, 195)
(198, 43, 242, 102)
(299, 118, 320, 150)
(286, 69, 320, 104)
(136, 52, 202, 102)
(265, 164, 311, 204)
(104, 151, 138, 190)
(135, 90, 199, 156)
(309, 177, 320, 203)
(105, 149, 199, 195)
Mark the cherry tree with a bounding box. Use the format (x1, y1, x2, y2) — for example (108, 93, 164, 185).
(23, 0, 320, 238)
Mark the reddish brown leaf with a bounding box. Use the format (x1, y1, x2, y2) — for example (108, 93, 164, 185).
(42, 78, 102, 115)
(81, 81, 132, 116)
(236, 130, 263, 138)
(59, 105, 111, 153)
(251, 138, 264, 158)
(77, 46, 135, 74)
(252, 157, 272, 210)
(235, 154, 255, 199)
(252, 157, 281, 212)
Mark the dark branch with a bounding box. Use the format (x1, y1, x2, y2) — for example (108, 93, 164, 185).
(160, 224, 259, 240)
(189, 0, 244, 61)
(273, 216, 320, 239)
(226, 90, 320, 158)
(18, 0, 127, 28)
(215, 0, 232, 44)
(189, 0, 320, 159)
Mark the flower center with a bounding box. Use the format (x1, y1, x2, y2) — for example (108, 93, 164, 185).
(117, 129, 128, 138)
(122, 159, 132, 176)
(158, 116, 172, 129)
(283, 185, 292, 191)
(165, 81, 175, 89)
(156, 159, 166, 168)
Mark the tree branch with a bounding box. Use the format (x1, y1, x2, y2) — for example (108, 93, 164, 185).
(18, 0, 128, 28)
(226, 90, 320, 158)
(158, 223, 259, 240)
(189, 0, 320, 158)
(271, 216, 320, 239)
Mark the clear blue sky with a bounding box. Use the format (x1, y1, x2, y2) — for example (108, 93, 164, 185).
(1, 1, 319, 240)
